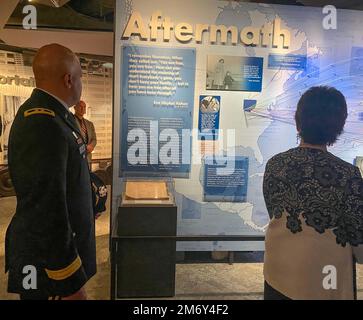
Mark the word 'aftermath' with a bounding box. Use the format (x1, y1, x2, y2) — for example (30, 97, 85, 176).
(122, 11, 291, 49)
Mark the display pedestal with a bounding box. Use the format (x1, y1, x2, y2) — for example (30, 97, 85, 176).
(111, 201, 177, 299)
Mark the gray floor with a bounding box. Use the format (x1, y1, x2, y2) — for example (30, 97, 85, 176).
(1, 195, 363, 300)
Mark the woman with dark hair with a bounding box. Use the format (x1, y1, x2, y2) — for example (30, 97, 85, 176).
(263, 86, 363, 300)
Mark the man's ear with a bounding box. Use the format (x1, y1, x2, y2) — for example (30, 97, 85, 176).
(63, 73, 72, 89)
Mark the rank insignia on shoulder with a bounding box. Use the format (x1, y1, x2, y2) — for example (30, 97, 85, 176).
(24, 108, 55, 118)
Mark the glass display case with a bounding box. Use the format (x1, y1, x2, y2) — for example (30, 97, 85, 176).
(120, 176, 176, 207)
(111, 174, 177, 298)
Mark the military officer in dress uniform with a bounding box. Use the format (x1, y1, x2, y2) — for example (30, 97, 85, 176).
(5, 44, 96, 300)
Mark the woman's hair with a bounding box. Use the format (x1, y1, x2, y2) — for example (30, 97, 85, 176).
(295, 86, 347, 145)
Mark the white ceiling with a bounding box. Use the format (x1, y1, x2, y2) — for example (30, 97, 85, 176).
(0, 0, 18, 30)
(0, 0, 113, 55)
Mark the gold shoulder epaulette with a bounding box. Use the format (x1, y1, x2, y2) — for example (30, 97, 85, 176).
(24, 108, 55, 118)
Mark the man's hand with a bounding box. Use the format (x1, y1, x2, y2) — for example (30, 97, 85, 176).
(62, 286, 87, 300)
(86, 144, 94, 154)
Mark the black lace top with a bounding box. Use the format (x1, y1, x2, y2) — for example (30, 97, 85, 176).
(263, 147, 363, 247)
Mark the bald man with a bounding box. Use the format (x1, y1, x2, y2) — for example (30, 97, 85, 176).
(5, 44, 96, 300)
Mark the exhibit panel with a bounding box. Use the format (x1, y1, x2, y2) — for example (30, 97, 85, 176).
(119, 45, 196, 176)
(112, 0, 363, 253)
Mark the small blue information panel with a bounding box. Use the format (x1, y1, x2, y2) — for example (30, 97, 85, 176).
(243, 99, 257, 112)
(206, 55, 263, 92)
(198, 95, 220, 140)
(239, 57, 264, 92)
(203, 156, 249, 202)
(120, 45, 196, 176)
(268, 54, 307, 70)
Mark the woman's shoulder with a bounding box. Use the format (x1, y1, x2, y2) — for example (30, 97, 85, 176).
(324, 151, 361, 178)
(266, 148, 298, 165)
(266, 147, 361, 178)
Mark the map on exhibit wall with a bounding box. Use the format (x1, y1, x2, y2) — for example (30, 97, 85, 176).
(120, 0, 363, 251)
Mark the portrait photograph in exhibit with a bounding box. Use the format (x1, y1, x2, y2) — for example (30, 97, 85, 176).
(206, 55, 264, 92)
(199, 96, 220, 113)
(198, 95, 221, 141)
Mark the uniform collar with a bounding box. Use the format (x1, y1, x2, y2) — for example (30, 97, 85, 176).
(35, 88, 71, 114)
(31, 88, 82, 137)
